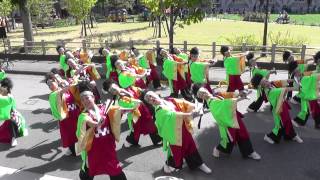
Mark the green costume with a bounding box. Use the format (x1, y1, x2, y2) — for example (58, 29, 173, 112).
(190, 62, 207, 84)
(295, 74, 320, 122)
(0, 95, 28, 137)
(59, 55, 69, 77)
(265, 87, 287, 136)
(0, 71, 6, 81)
(118, 71, 136, 89)
(208, 98, 239, 148)
(162, 58, 178, 93)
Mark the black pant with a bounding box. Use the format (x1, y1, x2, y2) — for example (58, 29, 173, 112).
(294, 113, 310, 126)
(79, 164, 127, 180)
(248, 96, 264, 112)
(166, 150, 203, 170)
(217, 139, 254, 158)
(69, 144, 76, 156)
(267, 127, 297, 144)
(126, 131, 162, 146)
(10, 121, 19, 138)
(152, 79, 161, 89)
(181, 88, 194, 102)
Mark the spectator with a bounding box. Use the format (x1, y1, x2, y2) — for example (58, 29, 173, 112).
(0, 17, 7, 39)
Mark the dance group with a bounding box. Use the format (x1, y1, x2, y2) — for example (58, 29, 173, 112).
(1, 44, 320, 180)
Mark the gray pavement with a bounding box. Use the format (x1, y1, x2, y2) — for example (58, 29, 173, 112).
(0, 70, 319, 180)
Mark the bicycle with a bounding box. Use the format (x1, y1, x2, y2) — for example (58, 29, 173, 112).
(0, 57, 14, 70)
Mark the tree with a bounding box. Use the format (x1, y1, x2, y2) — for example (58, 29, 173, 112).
(66, 0, 97, 37)
(106, 0, 135, 10)
(262, 0, 269, 56)
(11, 0, 34, 42)
(28, 0, 53, 29)
(142, 0, 209, 52)
(0, 0, 13, 17)
(307, 0, 313, 12)
(0, 0, 14, 32)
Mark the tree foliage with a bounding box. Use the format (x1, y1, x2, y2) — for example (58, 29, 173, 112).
(28, 0, 53, 27)
(105, 0, 135, 9)
(66, 0, 97, 22)
(0, 0, 13, 17)
(142, 0, 209, 27)
(10, 0, 34, 42)
(142, 0, 210, 51)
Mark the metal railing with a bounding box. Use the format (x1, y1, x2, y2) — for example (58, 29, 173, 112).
(1, 39, 319, 62)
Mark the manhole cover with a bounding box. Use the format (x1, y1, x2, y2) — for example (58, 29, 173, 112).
(23, 99, 39, 105)
(155, 176, 183, 180)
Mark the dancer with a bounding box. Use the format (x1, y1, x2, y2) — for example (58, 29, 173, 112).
(144, 91, 211, 174)
(192, 84, 261, 160)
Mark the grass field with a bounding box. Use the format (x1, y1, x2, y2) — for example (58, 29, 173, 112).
(219, 13, 320, 26)
(6, 19, 320, 44)
(3, 18, 320, 60)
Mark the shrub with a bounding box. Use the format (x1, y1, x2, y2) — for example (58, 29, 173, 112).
(268, 30, 309, 52)
(53, 18, 76, 28)
(224, 34, 261, 51)
(243, 12, 266, 22)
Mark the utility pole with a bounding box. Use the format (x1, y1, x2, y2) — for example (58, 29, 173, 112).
(262, 0, 269, 56)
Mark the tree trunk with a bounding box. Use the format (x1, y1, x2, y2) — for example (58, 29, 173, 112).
(20, 2, 34, 48)
(102, 2, 105, 16)
(158, 16, 162, 38)
(262, 0, 269, 57)
(90, 11, 94, 28)
(11, 13, 15, 30)
(5, 19, 10, 32)
(169, 6, 174, 53)
(83, 20, 87, 37)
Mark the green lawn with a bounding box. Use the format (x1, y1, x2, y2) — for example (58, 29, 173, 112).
(270, 14, 320, 26)
(3, 18, 320, 59)
(219, 13, 320, 26)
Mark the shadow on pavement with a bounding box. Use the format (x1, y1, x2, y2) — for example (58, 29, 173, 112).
(29, 94, 49, 101)
(0, 155, 80, 180)
(0, 143, 11, 152)
(29, 119, 58, 133)
(6, 139, 63, 161)
(31, 108, 51, 115)
(117, 141, 162, 169)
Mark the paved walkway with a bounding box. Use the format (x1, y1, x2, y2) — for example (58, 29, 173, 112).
(4, 60, 289, 83)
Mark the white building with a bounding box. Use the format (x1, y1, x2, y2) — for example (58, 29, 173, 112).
(214, 0, 320, 13)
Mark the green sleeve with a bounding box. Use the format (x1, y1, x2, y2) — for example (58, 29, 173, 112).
(296, 99, 309, 121)
(190, 62, 207, 83)
(76, 113, 88, 138)
(0, 71, 6, 81)
(118, 72, 136, 88)
(298, 64, 306, 73)
(118, 97, 140, 109)
(59, 55, 69, 72)
(267, 88, 283, 110)
(0, 96, 14, 121)
(265, 88, 284, 136)
(253, 68, 270, 78)
(224, 57, 240, 75)
(178, 53, 189, 62)
(16, 111, 28, 137)
(155, 107, 177, 145)
(208, 99, 238, 128)
(300, 75, 318, 100)
(138, 56, 149, 69)
(49, 92, 62, 120)
(162, 58, 177, 80)
(106, 54, 112, 78)
(76, 113, 88, 170)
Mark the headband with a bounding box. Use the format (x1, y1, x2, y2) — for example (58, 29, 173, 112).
(80, 91, 94, 97)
